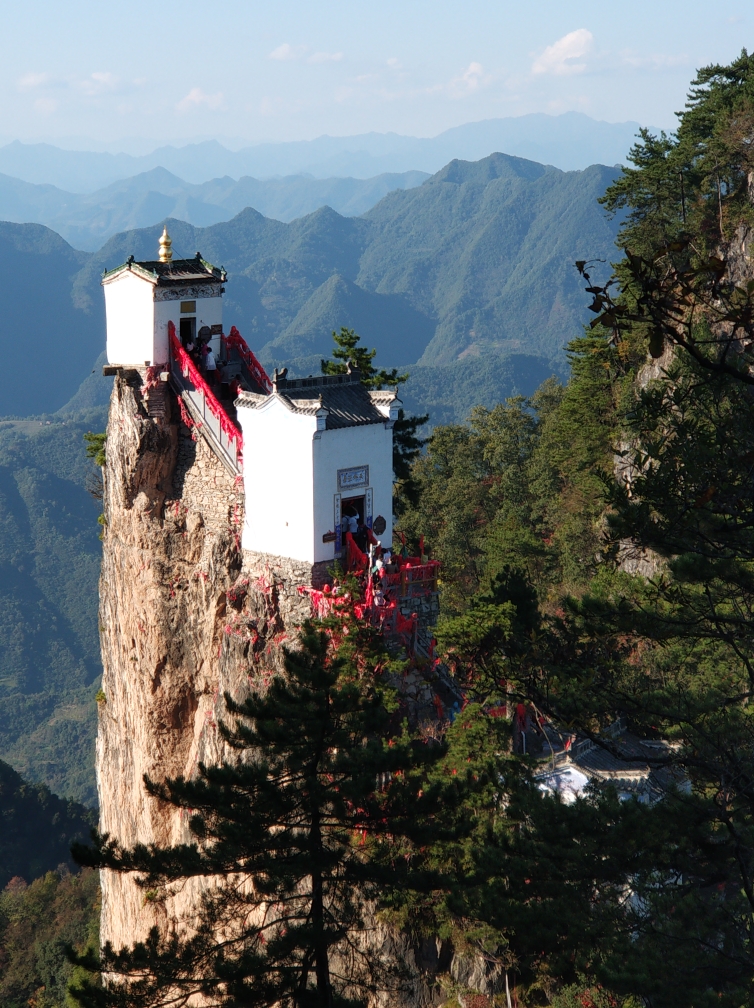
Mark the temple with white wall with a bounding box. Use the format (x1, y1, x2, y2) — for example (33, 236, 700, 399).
(236, 371, 398, 574)
(101, 227, 401, 590)
(103, 228, 226, 368)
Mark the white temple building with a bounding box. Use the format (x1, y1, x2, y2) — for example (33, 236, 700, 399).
(237, 371, 399, 566)
(101, 227, 398, 572)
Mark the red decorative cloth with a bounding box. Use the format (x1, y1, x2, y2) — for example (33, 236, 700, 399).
(345, 532, 367, 572)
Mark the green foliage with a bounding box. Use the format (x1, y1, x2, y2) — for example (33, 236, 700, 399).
(396, 52, 754, 1008)
(70, 614, 458, 1007)
(0, 868, 100, 1008)
(320, 326, 408, 389)
(0, 414, 104, 805)
(399, 336, 634, 611)
(82, 433, 105, 468)
(582, 50, 754, 375)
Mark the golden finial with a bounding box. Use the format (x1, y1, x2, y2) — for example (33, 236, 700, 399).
(158, 225, 173, 262)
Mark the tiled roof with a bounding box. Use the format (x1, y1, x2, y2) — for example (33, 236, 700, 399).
(236, 371, 400, 430)
(538, 726, 679, 800)
(102, 255, 226, 286)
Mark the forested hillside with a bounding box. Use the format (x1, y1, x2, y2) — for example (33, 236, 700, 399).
(0, 224, 98, 417)
(0, 413, 104, 804)
(0, 761, 99, 1007)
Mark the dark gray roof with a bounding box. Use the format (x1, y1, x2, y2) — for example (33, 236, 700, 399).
(538, 725, 680, 798)
(236, 371, 399, 430)
(102, 255, 226, 286)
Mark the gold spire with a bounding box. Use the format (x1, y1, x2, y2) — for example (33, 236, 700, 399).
(158, 225, 173, 262)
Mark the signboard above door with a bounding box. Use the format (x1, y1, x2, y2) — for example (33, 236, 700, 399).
(337, 465, 369, 491)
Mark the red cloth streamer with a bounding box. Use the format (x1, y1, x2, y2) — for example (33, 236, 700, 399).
(346, 532, 367, 571)
(223, 325, 273, 393)
(169, 322, 243, 450)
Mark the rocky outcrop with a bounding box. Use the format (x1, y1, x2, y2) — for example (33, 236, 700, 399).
(96, 371, 492, 1005)
(97, 369, 245, 949)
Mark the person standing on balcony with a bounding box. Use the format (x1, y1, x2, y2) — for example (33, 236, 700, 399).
(205, 345, 218, 387)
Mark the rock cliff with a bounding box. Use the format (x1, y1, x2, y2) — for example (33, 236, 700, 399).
(96, 371, 495, 1006)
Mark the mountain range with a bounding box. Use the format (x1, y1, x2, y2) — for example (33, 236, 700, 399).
(0, 112, 642, 191)
(0, 148, 625, 801)
(0, 167, 429, 251)
(0, 151, 621, 421)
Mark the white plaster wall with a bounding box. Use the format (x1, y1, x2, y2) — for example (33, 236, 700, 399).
(312, 423, 393, 563)
(104, 272, 155, 366)
(154, 296, 223, 362)
(237, 398, 317, 562)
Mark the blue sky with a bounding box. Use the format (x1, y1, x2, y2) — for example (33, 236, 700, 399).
(2, 0, 751, 149)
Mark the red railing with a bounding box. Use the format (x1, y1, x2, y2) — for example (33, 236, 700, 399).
(385, 560, 440, 598)
(168, 322, 243, 452)
(223, 325, 272, 393)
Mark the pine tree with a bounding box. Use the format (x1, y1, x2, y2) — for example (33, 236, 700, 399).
(320, 327, 408, 390)
(70, 616, 456, 1008)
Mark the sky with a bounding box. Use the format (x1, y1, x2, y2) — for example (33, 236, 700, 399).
(2, 0, 751, 151)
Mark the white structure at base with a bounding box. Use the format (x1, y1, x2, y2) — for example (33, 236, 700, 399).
(236, 372, 399, 565)
(102, 251, 226, 367)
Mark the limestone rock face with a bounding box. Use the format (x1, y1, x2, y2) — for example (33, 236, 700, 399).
(97, 369, 245, 950)
(96, 372, 493, 1006)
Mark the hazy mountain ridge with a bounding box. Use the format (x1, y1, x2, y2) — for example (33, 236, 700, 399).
(0, 151, 620, 418)
(0, 112, 642, 190)
(0, 167, 429, 251)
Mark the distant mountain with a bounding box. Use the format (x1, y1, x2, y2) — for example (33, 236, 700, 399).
(0, 151, 620, 418)
(0, 167, 429, 251)
(57, 152, 617, 425)
(0, 223, 99, 416)
(0, 759, 96, 885)
(0, 113, 643, 190)
(74, 152, 619, 362)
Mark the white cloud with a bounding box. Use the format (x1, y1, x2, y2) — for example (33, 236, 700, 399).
(532, 29, 593, 76)
(176, 87, 224, 112)
(308, 51, 343, 63)
(448, 62, 489, 97)
(268, 43, 307, 61)
(387, 57, 401, 69)
(18, 72, 49, 91)
(79, 71, 117, 95)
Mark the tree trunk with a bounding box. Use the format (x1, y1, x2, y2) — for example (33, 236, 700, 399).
(310, 809, 333, 1008)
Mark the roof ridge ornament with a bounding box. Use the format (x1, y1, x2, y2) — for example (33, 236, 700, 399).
(272, 367, 288, 392)
(158, 225, 173, 262)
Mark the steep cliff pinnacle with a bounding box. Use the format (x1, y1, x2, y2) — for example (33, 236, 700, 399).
(98, 368, 246, 947)
(96, 369, 483, 1005)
